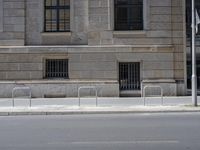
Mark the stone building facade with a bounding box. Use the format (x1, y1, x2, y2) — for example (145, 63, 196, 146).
(0, 0, 186, 98)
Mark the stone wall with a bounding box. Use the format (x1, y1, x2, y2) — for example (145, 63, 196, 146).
(69, 46, 174, 80)
(25, 0, 89, 45)
(172, 0, 186, 95)
(0, 80, 119, 98)
(0, 0, 3, 32)
(88, 0, 174, 46)
(0, 0, 25, 46)
(0, 45, 178, 97)
(0, 0, 186, 96)
(0, 46, 174, 80)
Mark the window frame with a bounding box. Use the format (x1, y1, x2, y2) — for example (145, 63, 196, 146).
(110, 0, 149, 32)
(44, 58, 69, 79)
(114, 0, 143, 31)
(119, 62, 141, 91)
(44, 0, 70, 32)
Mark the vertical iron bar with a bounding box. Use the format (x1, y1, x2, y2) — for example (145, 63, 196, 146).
(123, 63, 124, 90)
(50, 60, 52, 77)
(128, 63, 130, 90)
(134, 63, 136, 89)
(119, 63, 121, 90)
(137, 62, 139, 89)
(130, 63, 132, 89)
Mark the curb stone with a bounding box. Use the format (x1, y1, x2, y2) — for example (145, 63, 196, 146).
(0, 106, 200, 116)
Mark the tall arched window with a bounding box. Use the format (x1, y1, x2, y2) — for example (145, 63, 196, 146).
(44, 0, 70, 32)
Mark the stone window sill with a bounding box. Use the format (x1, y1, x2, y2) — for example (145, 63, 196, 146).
(41, 32, 72, 36)
(113, 31, 147, 38)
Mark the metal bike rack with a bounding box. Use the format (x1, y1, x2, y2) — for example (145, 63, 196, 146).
(12, 86, 32, 107)
(143, 85, 163, 106)
(78, 86, 98, 106)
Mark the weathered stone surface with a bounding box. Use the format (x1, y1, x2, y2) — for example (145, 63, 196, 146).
(143, 62, 173, 70)
(19, 63, 42, 71)
(4, 1, 25, 9)
(142, 79, 177, 96)
(6, 54, 42, 63)
(151, 7, 172, 15)
(0, 40, 24, 46)
(0, 81, 119, 98)
(0, 63, 18, 71)
(0, 0, 187, 96)
(4, 9, 24, 17)
(25, 0, 88, 45)
(143, 70, 174, 79)
(151, 0, 171, 6)
(0, 0, 25, 45)
(6, 71, 31, 80)
(0, 0, 3, 32)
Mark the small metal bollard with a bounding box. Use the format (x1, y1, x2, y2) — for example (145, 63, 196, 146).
(143, 85, 163, 106)
(78, 86, 98, 106)
(12, 86, 32, 107)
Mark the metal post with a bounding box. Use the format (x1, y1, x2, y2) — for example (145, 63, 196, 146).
(78, 88, 80, 106)
(12, 86, 32, 107)
(95, 88, 98, 106)
(12, 90, 14, 107)
(143, 87, 146, 106)
(143, 85, 163, 106)
(78, 86, 98, 107)
(191, 0, 198, 106)
(161, 88, 163, 106)
(29, 91, 32, 107)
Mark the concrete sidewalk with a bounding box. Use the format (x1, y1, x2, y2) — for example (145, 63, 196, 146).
(0, 96, 200, 116)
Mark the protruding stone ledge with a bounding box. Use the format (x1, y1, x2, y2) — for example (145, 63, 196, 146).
(141, 79, 177, 96)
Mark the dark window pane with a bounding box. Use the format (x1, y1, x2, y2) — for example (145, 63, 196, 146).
(119, 62, 140, 90)
(45, 59, 69, 78)
(186, 0, 200, 37)
(186, 0, 200, 90)
(44, 0, 70, 32)
(116, 0, 142, 5)
(115, 0, 143, 30)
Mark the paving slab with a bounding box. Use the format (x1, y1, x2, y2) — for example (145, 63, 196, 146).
(0, 96, 199, 116)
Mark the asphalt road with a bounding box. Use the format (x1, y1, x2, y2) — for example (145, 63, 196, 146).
(0, 113, 200, 150)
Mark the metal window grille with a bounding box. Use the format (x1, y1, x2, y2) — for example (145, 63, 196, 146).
(119, 62, 140, 91)
(114, 0, 143, 30)
(44, 0, 70, 32)
(45, 59, 68, 78)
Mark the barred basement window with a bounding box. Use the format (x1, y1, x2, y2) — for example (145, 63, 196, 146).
(44, 0, 70, 32)
(119, 62, 140, 90)
(45, 59, 68, 78)
(114, 0, 143, 30)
